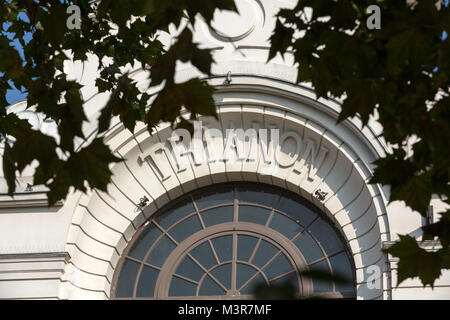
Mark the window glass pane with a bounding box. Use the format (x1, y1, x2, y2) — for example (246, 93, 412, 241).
(237, 235, 258, 262)
(263, 253, 293, 280)
(115, 259, 140, 298)
(269, 212, 303, 239)
(240, 273, 265, 295)
(238, 205, 271, 225)
(136, 266, 159, 297)
(169, 214, 202, 243)
(308, 218, 344, 255)
(238, 185, 279, 207)
(211, 235, 232, 262)
(156, 198, 194, 229)
(128, 225, 162, 260)
(146, 235, 176, 267)
(201, 206, 233, 227)
(293, 231, 324, 263)
(330, 252, 354, 292)
(190, 241, 217, 270)
(210, 263, 232, 289)
(175, 256, 205, 282)
(277, 196, 317, 226)
(194, 187, 233, 210)
(169, 277, 197, 297)
(252, 239, 278, 268)
(236, 263, 258, 290)
(199, 275, 226, 296)
(309, 260, 333, 292)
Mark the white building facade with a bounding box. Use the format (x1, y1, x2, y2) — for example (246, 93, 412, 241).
(0, 0, 449, 300)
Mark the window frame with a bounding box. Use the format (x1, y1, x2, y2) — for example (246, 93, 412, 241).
(111, 182, 356, 300)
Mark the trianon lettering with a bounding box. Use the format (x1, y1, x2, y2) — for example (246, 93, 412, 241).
(138, 120, 328, 182)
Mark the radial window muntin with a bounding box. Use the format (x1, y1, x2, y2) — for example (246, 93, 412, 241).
(112, 182, 356, 299)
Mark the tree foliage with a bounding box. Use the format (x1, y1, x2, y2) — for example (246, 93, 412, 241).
(0, 0, 449, 288)
(0, 0, 236, 202)
(269, 0, 449, 287)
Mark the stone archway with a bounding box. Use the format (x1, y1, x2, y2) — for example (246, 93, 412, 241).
(61, 82, 391, 300)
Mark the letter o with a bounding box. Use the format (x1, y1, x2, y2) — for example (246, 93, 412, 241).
(275, 131, 302, 167)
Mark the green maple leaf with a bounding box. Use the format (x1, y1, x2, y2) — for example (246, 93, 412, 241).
(390, 174, 433, 217)
(67, 138, 122, 193)
(147, 78, 216, 129)
(2, 142, 17, 197)
(423, 211, 450, 247)
(387, 235, 443, 287)
(268, 19, 294, 61)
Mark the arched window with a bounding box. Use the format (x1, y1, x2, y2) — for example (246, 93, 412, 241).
(112, 183, 356, 299)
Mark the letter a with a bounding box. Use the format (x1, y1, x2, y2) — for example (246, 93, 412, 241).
(366, 265, 381, 290)
(366, 5, 381, 30)
(66, 5, 81, 30)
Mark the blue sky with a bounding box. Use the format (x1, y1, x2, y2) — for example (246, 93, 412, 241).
(3, 11, 31, 105)
(2, 2, 449, 106)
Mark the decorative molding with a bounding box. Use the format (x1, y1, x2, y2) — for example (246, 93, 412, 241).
(0, 198, 63, 209)
(0, 252, 70, 261)
(382, 240, 441, 254)
(208, 0, 264, 42)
